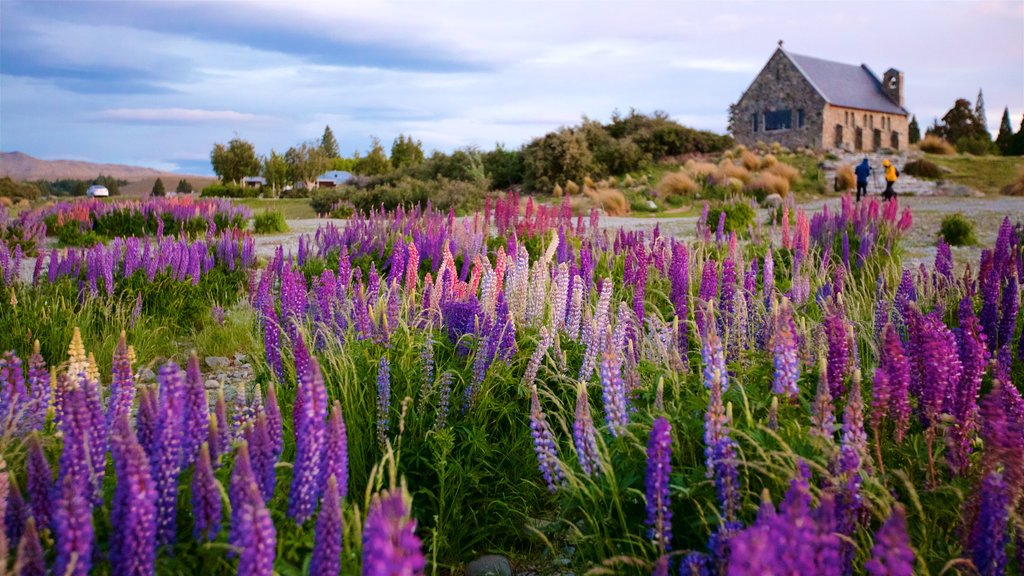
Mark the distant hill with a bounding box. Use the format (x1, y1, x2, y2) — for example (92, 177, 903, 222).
(0, 151, 210, 182)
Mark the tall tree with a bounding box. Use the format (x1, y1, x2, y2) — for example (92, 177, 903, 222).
(995, 107, 1014, 155)
(908, 116, 921, 144)
(210, 138, 260, 185)
(262, 149, 289, 195)
(285, 143, 330, 190)
(927, 98, 988, 145)
(151, 178, 166, 197)
(353, 137, 392, 176)
(974, 89, 988, 135)
(390, 134, 424, 169)
(175, 179, 193, 194)
(320, 125, 340, 159)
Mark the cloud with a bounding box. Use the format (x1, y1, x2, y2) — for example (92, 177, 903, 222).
(668, 58, 761, 74)
(96, 108, 271, 124)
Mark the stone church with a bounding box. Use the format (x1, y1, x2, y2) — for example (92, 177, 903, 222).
(730, 44, 910, 151)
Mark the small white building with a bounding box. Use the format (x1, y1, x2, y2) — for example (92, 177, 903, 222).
(86, 185, 109, 197)
(242, 176, 267, 188)
(316, 170, 352, 188)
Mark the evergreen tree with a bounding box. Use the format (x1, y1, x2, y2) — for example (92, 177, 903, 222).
(151, 178, 166, 197)
(995, 107, 1014, 155)
(974, 89, 988, 135)
(175, 179, 193, 194)
(1012, 114, 1024, 156)
(320, 125, 340, 159)
(908, 116, 921, 144)
(390, 134, 425, 169)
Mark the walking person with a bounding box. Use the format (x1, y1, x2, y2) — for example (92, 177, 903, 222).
(854, 157, 871, 202)
(882, 159, 899, 201)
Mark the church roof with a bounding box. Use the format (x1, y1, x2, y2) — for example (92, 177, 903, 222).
(783, 50, 907, 115)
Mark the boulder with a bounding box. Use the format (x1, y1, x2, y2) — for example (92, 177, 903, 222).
(761, 193, 783, 209)
(205, 356, 231, 369)
(466, 555, 513, 576)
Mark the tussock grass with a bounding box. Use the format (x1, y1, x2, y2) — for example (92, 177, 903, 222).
(1000, 166, 1024, 196)
(744, 171, 790, 198)
(764, 161, 800, 185)
(835, 165, 856, 192)
(716, 160, 751, 183)
(656, 171, 700, 198)
(585, 187, 630, 215)
(917, 135, 956, 155)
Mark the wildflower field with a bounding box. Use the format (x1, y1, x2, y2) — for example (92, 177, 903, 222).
(0, 192, 1022, 575)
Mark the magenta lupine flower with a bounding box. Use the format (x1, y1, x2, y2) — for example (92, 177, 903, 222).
(182, 354, 209, 468)
(106, 334, 135, 430)
(704, 352, 740, 521)
(151, 361, 186, 546)
(840, 371, 868, 473)
(970, 471, 1010, 576)
(26, 435, 52, 531)
(376, 356, 391, 446)
(864, 506, 914, 576)
(52, 473, 93, 576)
(645, 417, 673, 554)
(529, 386, 566, 492)
(16, 516, 45, 576)
(719, 257, 736, 340)
(947, 298, 988, 473)
(362, 487, 426, 576)
(573, 383, 602, 477)
(811, 359, 836, 440)
(192, 442, 222, 541)
(911, 311, 961, 431)
(824, 305, 850, 398)
(321, 401, 349, 502)
(598, 351, 629, 437)
(310, 474, 343, 576)
(288, 357, 327, 525)
(109, 416, 157, 576)
(877, 324, 911, 442)
(893, 268, 916, 335)
(235, 481, 276, 576)
(770, 298, 800, 397)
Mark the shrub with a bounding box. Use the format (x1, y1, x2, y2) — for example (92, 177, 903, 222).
(683, 160, 718, 181)
(739, 149, 761, 171)
(656, 171, 699, 198)
(522, 128, 595, 193)
(0, 177, 40, 202)
(706, 201, 755, 234)
(903, 159, 942, 179)
(584, 187, 630, 216)
(764, 161, 799, 184)
(200, 183, 259, 198)
(938, 213, 977, 246)
(744, 172, 790, 200)
(1000, 166, 1024, 196)
(917, 135, 956, 155)
(955, 135, 997, 156)
(253, 210, 288, 234)
(835, 165, 856, 191)
(716, 160, 751, 184)
(329, 202, 355, 219)
(310, 189, 345, 215)
(759, 154, 778, 169)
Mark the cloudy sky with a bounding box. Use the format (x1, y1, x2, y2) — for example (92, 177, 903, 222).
(1, 0, 1022, 175)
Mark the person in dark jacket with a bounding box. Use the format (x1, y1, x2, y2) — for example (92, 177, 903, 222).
(853, 158, 871, 202)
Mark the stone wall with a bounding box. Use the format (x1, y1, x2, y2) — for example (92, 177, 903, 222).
(730, 49, 826, 149)
(822, 105, 909, 152)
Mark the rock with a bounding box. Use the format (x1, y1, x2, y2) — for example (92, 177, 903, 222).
(234, 352, 248, 363)
(205, 356, 230, 369)
(646, 200, 657, 210)
(761, 193, 783, 208)
(935, 183, 983, 198)
(204, 379, 221, 390)
(138, 367, 157, 382)
(466, 554, 512, 576)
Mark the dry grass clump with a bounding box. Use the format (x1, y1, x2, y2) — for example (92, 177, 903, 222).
(759, 154, 778, 169)
(553, 183, 564, 197)
(583, 176, 596, 191)
(684, 159, 719, 180)
(835, 165, 856, 191)
(764, 161, 800, 184)
(585, 187, 630, 215)
(726, 177, 744, 194)
(918, 135, 956, 155)
(739, 149, 761, 171)
(565, 180, 580, 196)
(622, 174, 634, 187)
(1001, 166, 1024, 196)
(0, 197, 12, 208)
(656, 171, 700, 198)
(745, 172, 790, 197)
(717, 160, 751, 183)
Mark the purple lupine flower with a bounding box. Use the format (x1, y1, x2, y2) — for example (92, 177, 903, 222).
(573, 383, 602, 477)
(16, 516, 45, 576)
(979, 251, 999, 351)
(109, 415, 157, 576)
(192, 442, 222, 541)
(264, 382, 283, 466)
(435, 372, 451, 431)
(704, 349, 740, 521)
(245, 412, 276, 503)
(52, 473, 94, 576)
(947, 298, 988, 473)
(0, 456, 6, 570)
(288, 357, 327, 525)
(763, 250, 775, 307)
(840, 370, 868, 474)
(135, 385, 158, 459)
(78, 373, 106, 505)
(696, 259, 718, 337)
(261, 298, 284, 381)
(877, 324, 911, 442)
(214, 387, 231, 461)
(700, 307, 728, 393)
(26, 435, 52, 531)
(645, 417, 673, 554)
(970, 471, 1010, 576)
(310, 474, 343, 576)
(669, 241, 689, 351)
(22, 345, 48, 434)
(998, 272, 1019, 350)
(935, 239, 953, 281)
(824, 305, 850, 398)
(529, 385, 565, 492)
(376, 356, 391, 447)
(182, 354, 209, 468)
(522, 327, 552, 389)
(151, 361, 186, 546)
(321, 401, 349, 502)
(719, 257, 737, 357)
(362, 488, 426, 576)
(107, 334, 135, 430)
(417, 338, 435, 412)
(598, 350, 629, 437)
(6, 480, 25, 550)
(864, 506, 914, 576)
(770, 298, 800, 397)
(228, 441, 256, 555)
(235, 482, 276, 576)
(893, 268, 916, 337)
(811, 358, 836, 440)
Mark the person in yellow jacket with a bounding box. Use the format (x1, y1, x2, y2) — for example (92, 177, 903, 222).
(882, 159, 899, 201)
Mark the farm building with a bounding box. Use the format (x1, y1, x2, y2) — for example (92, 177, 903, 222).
(317, 170, 352, 188)
(729, 43, 909, 152)
(242, 176, 267, 188)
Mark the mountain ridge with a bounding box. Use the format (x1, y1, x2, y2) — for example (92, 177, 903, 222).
(0, 151, 211, 182)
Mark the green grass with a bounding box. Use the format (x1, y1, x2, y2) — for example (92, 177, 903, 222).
(238, 198, 317, 219)
(925, 153, 1024, 195)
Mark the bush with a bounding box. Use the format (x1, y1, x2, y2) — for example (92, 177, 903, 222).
(1000, 166, 1024, 196)
(683, 160, 718, 181)
(917, 135, 956, 155)
(482, 146, 525, 190)
(938, 213, 977, 246)
(835, 165, 856, 191)
(329, 202, 354, 219)
(706, 201, 755, 234)
(903, 159, 942, 179)
(310, 189, 345, 215)
(200, 183, 259, 198)
(764, 161, 800, 184)
(584, 187, 630, 216)
(656, 171, 699, 198)
(738, 149, 760, 171)
(348, 176, 488, 214)
(0, 177, 40, 202)
(955, 135, 998, 156)
(744, 172, 790, 200)
(522, 128, 595, 194)
(253, 210, 288, 234)
(715, 160, 751, 184)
